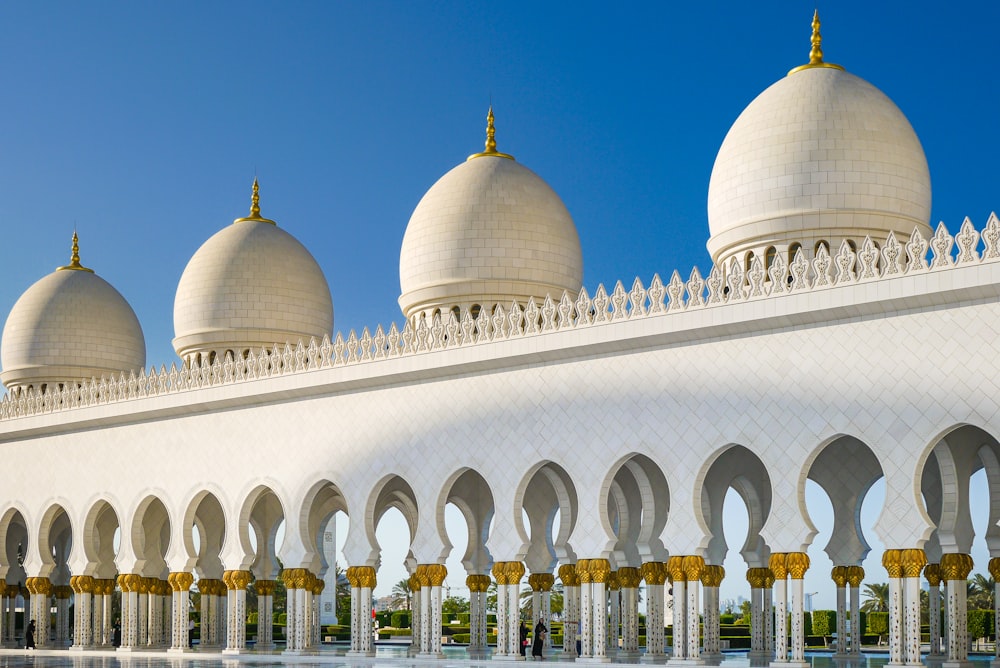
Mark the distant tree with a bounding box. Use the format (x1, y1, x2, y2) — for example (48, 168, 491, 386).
(442, 595, 470, 619)
(861, 583, 889, 613)
(736, 600, 752, 625)
(969, 573, 995, 611)
(391, 579, 412, 610)
(867, 612, 889, 644)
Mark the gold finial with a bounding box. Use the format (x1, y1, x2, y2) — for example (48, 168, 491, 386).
(788, 9, 844, 76)
(467, 106, 515, 161)
(57, 231, 94, 273)
(234, 177, 276, 225)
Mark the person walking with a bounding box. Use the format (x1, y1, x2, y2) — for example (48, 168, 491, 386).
(532, 619, 547, 660)
(25, 619, 36, 649)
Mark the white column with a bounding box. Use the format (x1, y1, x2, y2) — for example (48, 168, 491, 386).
(848, 577, 861, 656)
(833, 573, 847, 658)
(507, 581, 522, 657)
(420, 581, 432, 654)
(592, 579, 610, 661)
(764, 575, 774, 657)
(772, 574, 787, 663)
(169, 581, 192, 651)
(620, 581, 640, 659)
(789, 578, 806, 665)
(887, 575, 903, 665)
(423, 580, 444, 658)
(749, 583, 765, 656)
(702, 585, 720, 659)
(55, 591, 70, 645)
(940, 553, 973, 668)
(410, 584, 422, 657)
(685, 577, 701, 662)
(640, 569, 666, 664)
(256, 583, 274, 651)
(542, 588, 552, 652)
(929, 577, 942, 658)
(223, 571, 249, 654)
(608, 584, 620, 656)
(562, 577, 579, 659)
(31, 589, 51, 647)
(580, 574, 593, 659)
(6, 586, 16, 645)
(992, 571, 1000, 668)
(119, 580, 138, 651)
(360, 586, 374, 654)
(672, 578, 686, 659)
(70, 578, 93, 649)
(468, 578, 487, 654)
(903, 574, 921, 666)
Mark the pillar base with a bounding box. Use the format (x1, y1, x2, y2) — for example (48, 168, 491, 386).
(282, 649, 317, 656)
(942, 662, 974, 668)
(770, 662, 808, 668)
(419, 651, 447, 659)
(668, 660, 706, 667)
(619, 650, 643, 661)
(167, 647, 194, 653)
(347, 650, 376, 658)
(641, 653, 669, 664)
(577, 657, 614, 664)
(222, 648, 248, 655)
(493, 654, 527, 661)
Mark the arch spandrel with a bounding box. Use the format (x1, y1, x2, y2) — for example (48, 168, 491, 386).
(508, 460, 578, 563)
(80, 497, 122, 579)
(803, 434, 884, 565)
(36, 502, 73, 581)
(599, 453, 670, 566)
(693, 444, 771, 563)
(342, 473, 419, 568)
(436, 467, 495, 574)
(296, 478, 349, 574)
(0, 506, 30, 582)
(125, 494, 171, 578)
(236, 482, 288, 577)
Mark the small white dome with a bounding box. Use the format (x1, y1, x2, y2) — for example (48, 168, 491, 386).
(399, 111, 583, 320)
(707, 22, 931, 267)
(1, 236, 145, 393)
(173, 180, 333, 363)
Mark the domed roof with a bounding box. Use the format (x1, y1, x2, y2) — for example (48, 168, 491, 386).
(707, 12, 931, 265)
(173, 179, 333, 362)
(1, 233, 146, 392)
(399, 109, 583, 320)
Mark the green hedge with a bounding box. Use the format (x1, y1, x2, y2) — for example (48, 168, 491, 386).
(812, 610, 836, 637)
(391, 610, 411, 628)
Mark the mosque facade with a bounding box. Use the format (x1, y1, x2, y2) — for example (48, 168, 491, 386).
(1, 12, 998, 668)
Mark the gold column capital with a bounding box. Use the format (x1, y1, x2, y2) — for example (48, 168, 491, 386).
(588, 559, 611, 584)
(618, 566, 642, 589)
(830, 565, 848, 587)
(769, 553, 788, 579)
(606, 571, 620, 591)
(989, 558, 1000, 582)
(466, 573, 490, 593)
(224, 570, 253, 591)
(577, 559, 593, 584)
(845, 565, 864, 587)
(640, 562, 667, 586)
(666, 556, 685, 582)
(701, 564, 725, 587)
(682, 555, 706, 582)
(924, 564, 941, 587)
(255, 579, 276, 596)
(490, 562, 507, 586)
(786, 552, 810, 579)
(900, 548, 927, 578)
(357, 566, 377, 589)
(559, 563, 580, 587)
(882, 549, 903, 578)
(425, 564, 447, 587)
(940, 553, 974, 580)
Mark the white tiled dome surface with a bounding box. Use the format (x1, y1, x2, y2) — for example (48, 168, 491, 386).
(398, 155, 583, 319)
(707, 67, 931, 264)
(173, 219, 333, 359)
(0, 269, 145, 389)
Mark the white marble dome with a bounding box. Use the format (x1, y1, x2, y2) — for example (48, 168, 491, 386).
(0, 236, 145, 392)
(173, 181, 333, 364)
(399, 113, 583, 321)
(706, 61, 932, 267)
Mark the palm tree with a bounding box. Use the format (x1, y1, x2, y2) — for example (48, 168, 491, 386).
(391, 578, 412, 610)
(969, 573, 995, 611)
(860, 582, 889, 613)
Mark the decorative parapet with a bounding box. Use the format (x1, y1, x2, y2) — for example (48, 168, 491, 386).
(1, 214, 997, 421)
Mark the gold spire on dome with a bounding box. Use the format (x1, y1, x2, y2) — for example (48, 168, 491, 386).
(467, 106, 515, 161)
(234, 177, 276, 225)
(788, 9, 844, 76)
(57, 231, 94, 273)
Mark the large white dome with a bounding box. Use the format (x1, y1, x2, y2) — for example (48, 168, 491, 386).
(399, 111, 583, 321)
(173, 180, 333, 364)
(706, 18, 931, 267)
(1, 235, 145, 393)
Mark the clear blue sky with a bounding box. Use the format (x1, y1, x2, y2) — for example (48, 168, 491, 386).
(3, 2, 998, 605)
